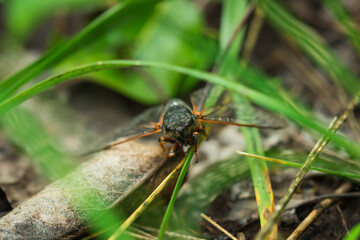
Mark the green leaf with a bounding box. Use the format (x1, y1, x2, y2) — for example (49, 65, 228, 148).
(132, 0, 215, 99)
(5, 0, 106, 40)
(0, 0, 161, 103)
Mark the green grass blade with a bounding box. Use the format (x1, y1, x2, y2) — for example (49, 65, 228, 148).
(258, 0, 360, 95)
(218, 0, 276, 233)
(236, 150, 360, 179)
(344, 223, 360, 240)
(157, 147, 194, 240)
(323, 0, 360, 55)
(1, 60, 360, 160)
(218, 0, 248, 57)
(235, 94, 275, 228)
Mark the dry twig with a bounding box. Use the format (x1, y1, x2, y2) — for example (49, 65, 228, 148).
(132, 225, 206, 240)
(287, 182, 352, 240)
(201, 213, 238, 240)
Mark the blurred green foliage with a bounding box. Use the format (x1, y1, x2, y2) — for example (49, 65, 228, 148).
(0, 108, 74, 180)
(5, 0, 106, 40)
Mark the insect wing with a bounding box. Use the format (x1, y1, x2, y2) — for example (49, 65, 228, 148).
(131, 105, 164, 126)
(202, 102, 286, 129)
(110, 127, 160, 143)
(107, 104, 165, 142)
(83, 105, 165, 156)
(83, 127, 161, 156)
(191, 88, 285, 129)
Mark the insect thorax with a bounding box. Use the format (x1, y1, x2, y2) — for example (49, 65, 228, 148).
(161, 99, 198, 143)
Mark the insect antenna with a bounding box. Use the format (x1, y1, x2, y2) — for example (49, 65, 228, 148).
(198, 119, 283, 129)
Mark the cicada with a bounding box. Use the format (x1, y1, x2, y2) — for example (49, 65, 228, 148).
(86, 89, 285, 162)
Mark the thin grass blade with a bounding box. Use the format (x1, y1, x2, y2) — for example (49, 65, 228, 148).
(236, 151, 360, 179)
(258, 0, 360, 95)
(323, 0, 360, 55)
(157, 147, 194, 239)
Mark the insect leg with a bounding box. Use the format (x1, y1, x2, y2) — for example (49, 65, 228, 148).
(169, 143, 181, 158)
(193, 132, 199, 162)
(159, 137, 179, 159)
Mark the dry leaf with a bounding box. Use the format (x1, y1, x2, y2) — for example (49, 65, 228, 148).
(0, 141, 178, 239)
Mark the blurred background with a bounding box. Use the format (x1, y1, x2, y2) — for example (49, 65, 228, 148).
(1, 0, 360, 239)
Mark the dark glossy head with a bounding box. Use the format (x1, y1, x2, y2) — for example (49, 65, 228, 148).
(161, 99, 198, 144)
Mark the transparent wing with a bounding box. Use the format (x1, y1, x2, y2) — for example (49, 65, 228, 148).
(201, 102, 286, 129)
(83, 127, 162, 156)
(82, 105, 164, 156)
(191, 88, 286, 129)
(131, 105, 164, 126)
